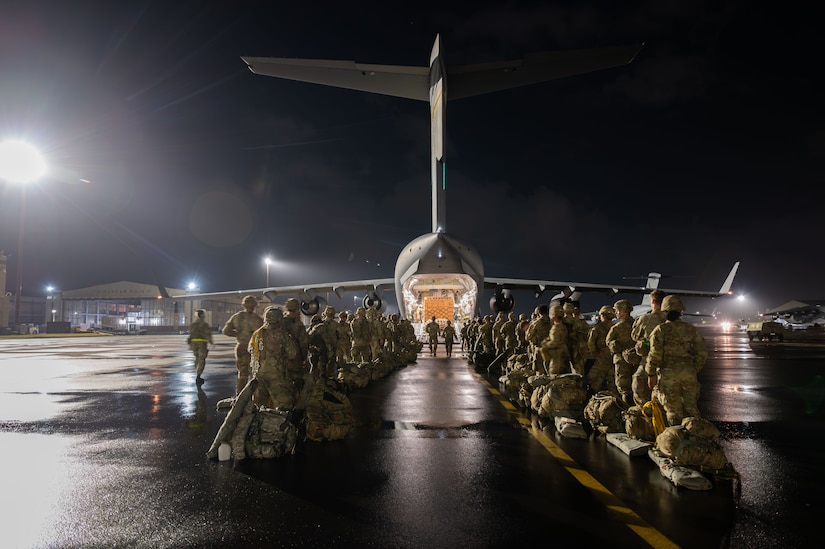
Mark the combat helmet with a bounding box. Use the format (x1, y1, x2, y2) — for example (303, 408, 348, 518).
(323, 306, 336, 318)
(599, 305, 615, 318)
(550, 305, 564, 317)
(662, 295, 685, 312)
(242, 295, 257, 307)
(264, 306, 283, 321)
(284, 298, 300, 312)
(613, 299, 633, 314)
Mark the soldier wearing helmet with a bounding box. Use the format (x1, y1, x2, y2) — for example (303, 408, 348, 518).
(647, 294, 708, 426)
(525, 305, 553, 372)
(502, 312, 519, 354)
(629, 289, 668, 406)
(248, 306, 299, 410)
(222, 295, 264, 394)
(586, 305, 616, 394)
(366, 308, 386, 359)
(540, 305, 569, 375)
(425, 315, 441, 356)
(280, 298, 311, 410)
(605, 299, 637, 405)
(350, 307, 372, 362)
(187, 309, 213, 384)
(562, 302, 589, 376)
(336, 311, 353, 363)
(442, 320, 457, 357)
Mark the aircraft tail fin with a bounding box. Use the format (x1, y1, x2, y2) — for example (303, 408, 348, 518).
(639, 272, 661, 308)
(718, 262, 740, 295)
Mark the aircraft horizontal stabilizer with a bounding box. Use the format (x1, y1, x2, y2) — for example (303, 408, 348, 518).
(448, 44, 643, 100)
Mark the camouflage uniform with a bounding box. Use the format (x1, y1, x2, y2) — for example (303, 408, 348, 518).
(475, 316, 495, 355)
(540, 306, 570, 375)
(586, 306, 616, 394)
(385, 314, 403, 353)
(630, 295, 667, 406)
(249, 306, 299, 410)
(501, 312, 518, 353)
(308, 307, 339, 381)
(425, 317, 441, 356)
(606, 300, 636, 405)
(526, 306, 552, 372)
(563, 303, 590, 376)
(187, 310, 212, 381)
(336, 311, 353, 363)
(647, 295, 708, 426)
(366, 309, 386, 359)
(282, 298, 311, 410)
(492, 312, 506, 355)
(350, 307, 372, 362)
(442, 320, 457, 357)
(516, 314, 530, 350)
(222, 295, 264, 394)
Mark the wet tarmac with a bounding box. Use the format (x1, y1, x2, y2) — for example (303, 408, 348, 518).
(0, 329, 822, 548)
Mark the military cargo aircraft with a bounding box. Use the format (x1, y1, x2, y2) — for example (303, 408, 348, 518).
(182, 36, 737, 320)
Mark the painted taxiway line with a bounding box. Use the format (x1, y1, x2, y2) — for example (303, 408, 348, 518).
(472, 367, 680, 549)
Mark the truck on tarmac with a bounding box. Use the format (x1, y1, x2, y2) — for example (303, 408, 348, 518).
(746, 321, 786, 341)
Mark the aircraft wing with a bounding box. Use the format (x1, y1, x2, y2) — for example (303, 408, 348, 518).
(171, 278, 395, 303)
(484, 261, 740, 300)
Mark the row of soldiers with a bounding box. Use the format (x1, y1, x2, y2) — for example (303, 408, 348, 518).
(464, 289, 707, 427)
(221, 296, 421, 412)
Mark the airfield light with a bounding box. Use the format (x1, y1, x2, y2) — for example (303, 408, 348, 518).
(264, 256, 273, 287)
(0, 140, 47, 330)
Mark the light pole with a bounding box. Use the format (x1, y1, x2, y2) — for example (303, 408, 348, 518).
(0, 140, 46, 330)
(264, 256, 273, 287)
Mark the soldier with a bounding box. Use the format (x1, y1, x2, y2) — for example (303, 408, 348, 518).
(385, 313, 403, 353)
(442, 320, 457, 357)
(526, 305, 553, 372)
(308, 306, 339, 382)
(492, 312, 507, 355)
(540, 305, 569, 375)
(501, 312, 519, 354)
(587, 305, 616, 394)
(630, 289, 667, 406)
(336, 311, 353, 363)
(606, 299, 636, 406)
(248, 306, 299, 410)
(425, 316, 441, 356)
(350, 307, 372, 362)
(222, 295, 264, 394)
(187, 309, 212, 384)
(475, 315, 495, 356)
(563, 302, 590, 376)
(647, 295, 708, 426)
(282, 297, 312, 410)
(366, 308, 386, 360)
(516, 313, 530, 351)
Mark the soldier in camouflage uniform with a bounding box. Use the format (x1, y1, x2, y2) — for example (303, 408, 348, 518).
(492, 312, 507, 355)
(248, 306, 299, 410)
(606, 299, 637, 406)
(563, 302, 590, 376)
(283, 298, 312, 411)
(540, 305, 569, 375)
(501, 312, 518, 354)
(385, 313, 403, 353)
(336, 311, 352, 363)
(526, 305, 553, 372)
(308, 306, 339, 382)
(187, 309, 212, 383)
(442, 320, 457, 357)
(630, 289, 667, 406)
(647, 295, 708, 426)
(587, 305, 616, 394)
(425, 316, 441, 356)
(516, 313, 530, 351)
(350, 307, 372, 362)
(366, 308, 386, 359)
(222, 295, 264, 394)
(475, 315, 495, 356)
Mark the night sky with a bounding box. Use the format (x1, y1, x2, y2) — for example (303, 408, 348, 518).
(1, 0, 821, 320)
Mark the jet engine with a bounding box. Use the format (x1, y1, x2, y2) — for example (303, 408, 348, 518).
(363, 292, 386, 312)
(300, 296, 327, 317)
(489, 288, 514, 314)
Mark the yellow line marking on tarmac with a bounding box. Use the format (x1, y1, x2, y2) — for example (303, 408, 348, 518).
(473, 367, 680, 549)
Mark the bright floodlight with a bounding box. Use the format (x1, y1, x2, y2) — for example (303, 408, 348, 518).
(0, 140, 47, 183)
